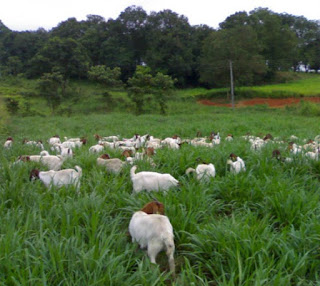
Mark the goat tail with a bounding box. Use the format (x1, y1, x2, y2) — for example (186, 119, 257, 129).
(130, 165, 137, 179)
(163, 234, 175, 276)
(57, 155, 64, 161)
(185, 167, 195, 175)
(75, 165, 82, 177)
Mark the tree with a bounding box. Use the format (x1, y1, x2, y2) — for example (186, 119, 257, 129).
(127, 66, 152, 114)
(219, 11, 250, 29)
(30, 37, 90, 79)
(199, 26, 266, 87)
(51, 17, 85, 39)
(249, 8, 298, 72)
(38, 71, 65, 112)
(118, 6, 148, 65)
(127, 66, 175, 114)
(99, 19, 136, 81)
(144, 10, 194, 87)
(152, 72, 176, 114)
(88, 65, 123, 87)
(189, 25, 215, 86)
(278, 15, 320, 70)
(5, 56, 22, 76)
(80, 15, 108, 65)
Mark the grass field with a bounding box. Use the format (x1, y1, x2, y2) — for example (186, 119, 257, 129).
(189, 73, 320, 100)
(1, 110, 320, 285)
(1, 72, 320, 119)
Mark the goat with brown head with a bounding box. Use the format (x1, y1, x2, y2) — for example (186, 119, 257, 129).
(122, 149, 133, 158)
(272, 149, 281, 160)
(145, 147, 155, 157)
(229, 153, 238, 162)
(263, 134, 273, 141)
(100, 153, 111, 160)
(18, 155, 30, 162)
(94, 134, 102, 140)
(141, 201, 165, 215)
(29, 169, 40, 181)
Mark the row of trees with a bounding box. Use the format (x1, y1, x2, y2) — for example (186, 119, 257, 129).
(0, 6, 319, 88)
(36, 65, 175, 114)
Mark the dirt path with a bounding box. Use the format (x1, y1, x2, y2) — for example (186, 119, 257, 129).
(198, 97, 320, 108)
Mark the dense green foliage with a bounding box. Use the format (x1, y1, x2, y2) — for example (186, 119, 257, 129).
(1, 111, 320, 285)
(0, 6, 319, 88)
(127, 66, 176, 114)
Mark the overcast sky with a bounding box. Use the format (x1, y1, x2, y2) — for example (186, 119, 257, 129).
(1, 0, 319, 32)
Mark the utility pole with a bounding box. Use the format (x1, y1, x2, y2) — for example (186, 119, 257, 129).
(229, 60, 234, 110)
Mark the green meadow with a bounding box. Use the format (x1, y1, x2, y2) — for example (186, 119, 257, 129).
(1, 75, 320, 285)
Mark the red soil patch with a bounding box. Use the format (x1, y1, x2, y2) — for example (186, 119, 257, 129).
(198, 97, 320, 108)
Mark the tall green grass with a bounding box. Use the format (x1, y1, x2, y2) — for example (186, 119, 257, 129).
(1, 111, 320, 284)
(193, 74, 320, 100)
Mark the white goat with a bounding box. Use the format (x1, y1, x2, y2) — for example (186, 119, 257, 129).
(289, 143, 302, 155)
(97, 154, 126, 174)
(129, 203, 175, 275)
(50, 143, 73, 157)
(89, 144, 105, 153)
(125, 149, 156, 167)
(130, 166, 179, 193)
(146, 137, 162, 149)
(59, 146, 73, 158)
(98, 141, 116, 149)
(30, 166, 82, 191)
(61, 141, 78, 149)
(190, 140, 214, 148)
(186, 163, 216, 181)
(212, 132, 221, 145)
(23, 139, 44, 150)
(3, 137, 13, 148)
(305, 148, 319, 160)
(48, 136, 61, 145)
(225, 134, 234, 142)
(40, 150, 50, 156)
(17, 155, 64, 171)
(227, 154, 246, 174)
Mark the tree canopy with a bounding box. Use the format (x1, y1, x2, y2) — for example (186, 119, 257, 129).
(0, 6, 319, 87)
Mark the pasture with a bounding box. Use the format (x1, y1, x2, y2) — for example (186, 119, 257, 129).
(1, 110, 320, 285)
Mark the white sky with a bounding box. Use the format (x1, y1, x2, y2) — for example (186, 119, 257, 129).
(1, 0, 319, 32)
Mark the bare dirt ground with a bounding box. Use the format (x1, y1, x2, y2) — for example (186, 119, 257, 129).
(198, 97, 320, 108)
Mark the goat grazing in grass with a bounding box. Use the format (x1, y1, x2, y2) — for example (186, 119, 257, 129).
(227, 153, 246, 174)
(186, 163, 216, 181)
(272, 149, 293, 163)
(225, 134, 234, 142)
(48, 135, 61, 145)
(89, 144, 105, 153)
(17, 154, 64, 171)
(30, 166, 82, 191)
(3, 137, 13, 148)
(23, 139, 44, 150)
(130, 165, 179, 193)
(97, 153, 126, 174)
(129, 201, 175, 276)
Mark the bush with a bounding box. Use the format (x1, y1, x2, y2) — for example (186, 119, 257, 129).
(0, 98, 9, 132)
(5, 98, 19, 115)
(285, 100, 320, 116)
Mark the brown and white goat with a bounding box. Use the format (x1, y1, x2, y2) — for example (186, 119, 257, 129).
(4, 137, 13, 148)
(129, 201, 175, 276)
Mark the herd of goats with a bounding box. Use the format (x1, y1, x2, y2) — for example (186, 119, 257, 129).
(2, 131, 320, 276)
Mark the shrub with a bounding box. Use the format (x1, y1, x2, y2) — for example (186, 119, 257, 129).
(0, 98, 9, 132)
(286, 100, 320, 116)
(5, 98, 19, 115)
